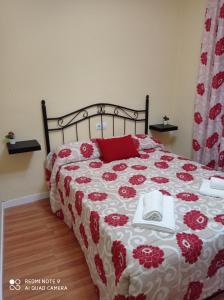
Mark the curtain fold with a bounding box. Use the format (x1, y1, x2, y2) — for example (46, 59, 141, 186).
(193, 0, 224, 171)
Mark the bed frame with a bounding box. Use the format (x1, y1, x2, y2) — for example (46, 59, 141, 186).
(41, 95, 149, 154)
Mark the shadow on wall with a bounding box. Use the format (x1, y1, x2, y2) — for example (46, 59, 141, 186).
(0, 143, 33, 174)
(150, 131, 177, 151)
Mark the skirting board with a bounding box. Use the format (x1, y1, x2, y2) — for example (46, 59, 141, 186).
(2, 192, 49, 209)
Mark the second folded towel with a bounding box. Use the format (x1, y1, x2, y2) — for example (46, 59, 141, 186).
(210, 176, 224, 190)
(142, 190, 163, 221)
(200, 179, 224, 198)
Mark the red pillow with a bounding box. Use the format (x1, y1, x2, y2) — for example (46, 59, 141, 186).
(96, 135, 140, 163)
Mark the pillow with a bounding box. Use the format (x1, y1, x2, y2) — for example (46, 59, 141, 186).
(132, 134, 163, 150)
(96, 135, 140, 163)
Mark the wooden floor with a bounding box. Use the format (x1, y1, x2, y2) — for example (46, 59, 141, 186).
(3, 199, 98, 300)
(3, 199, 224, 300)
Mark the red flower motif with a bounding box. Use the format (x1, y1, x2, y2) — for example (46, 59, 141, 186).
(212, 72, 224, 89)
(64, 165, 80, 171)
(90, 211, 100, 244)
(218, 151, 224, 167)
(151, 177, 169, 184)
(159, 189, 171, 196)
(215, 37, 224, 56)
(133, 245, 164, 269)
(129, 175, 146, 185)
(64, 176, 72, 197)
(140, 153, 149, 159)
(131, 165, 147, 170)
(182, 163, 197, 172)
(56, 166, 61, 186)
(205, 18, 211, 32)
(75, 176, 91, 184)
(206, 132, 219, 149)
(94, 254, 107, 285)
(104, 213, 128, 227)
(52, 153, 57, 167)
(118, 186, 136, 198)
(160, 155, 174, 161)
(183, 282, 203, 300)
(214, 214, 224, 225)
(193, 139, 201, 151)
(68, 203, 76, 224)
(79, 224, 88, 249)
(201, 165, 213, 171)
(113, 163, 128, 172)
(45, 168, 51, 182)
(58, 148, 72, 158)
(75, 191, 84, 215)
(102, 172, 117, 181)
(207, 249, 224, 277)
(144, 148, 156, 153)
(89, 161, 103, 168)
(132, 138, 140, 149)
(222, 114, 224, 126)
(154, 161, 169, 169)
(176, 233, 203, 264)
(184, 210, 208, 230)
(197, 83, 205, 96)
(55, 209, 64, 220)
(194, 112, 203, 124)
(58, 189, 64, 205)
(112, 240, 126, 285)
(80, 143, 94, 158)
(201, 52, 207, 65)
(176, 172, 193, 181)
(207, 160, 216, 169)
(88, 192, 108, 201)
(209, 103, 222, 120)
(220, 3, 224, 18)
(135, 134, 147, 139)
(176, 192, 199, 202)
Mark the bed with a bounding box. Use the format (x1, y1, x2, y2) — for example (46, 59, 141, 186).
(42, 96, 224, 300)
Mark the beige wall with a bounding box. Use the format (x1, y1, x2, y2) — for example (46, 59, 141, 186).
(0, 0, 206, 202)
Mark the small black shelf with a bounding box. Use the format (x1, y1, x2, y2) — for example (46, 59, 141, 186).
(149, 124, 178, 132)
(7, 139, 41, 154)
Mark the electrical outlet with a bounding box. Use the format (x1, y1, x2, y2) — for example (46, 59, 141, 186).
(96, 122, 107, 130)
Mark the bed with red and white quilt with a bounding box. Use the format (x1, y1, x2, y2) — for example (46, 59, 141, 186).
(45, 135, 224, 300)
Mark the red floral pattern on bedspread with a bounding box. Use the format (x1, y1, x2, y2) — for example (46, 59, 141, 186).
(112, 241, 127, 285)
(46, 143, 224, 300)
(133, 245, 164, 269)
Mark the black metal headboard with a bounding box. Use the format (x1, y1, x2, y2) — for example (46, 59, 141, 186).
(41, 95, 149, 154)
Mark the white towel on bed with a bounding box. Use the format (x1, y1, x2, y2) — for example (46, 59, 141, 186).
(200, 179, 224, 198)
(133, 193, 175, 233)
(210, 177, 224, 190)
(142, 190, 163, 221)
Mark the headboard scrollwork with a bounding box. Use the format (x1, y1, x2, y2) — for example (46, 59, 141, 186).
(41, 95, 149, 154)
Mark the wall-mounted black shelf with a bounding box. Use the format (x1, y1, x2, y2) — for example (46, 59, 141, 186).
(149, 124, 178, 132)
(7, 139, 41, 154)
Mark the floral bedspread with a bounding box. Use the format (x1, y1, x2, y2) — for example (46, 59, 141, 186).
(45, 137, 224, 300)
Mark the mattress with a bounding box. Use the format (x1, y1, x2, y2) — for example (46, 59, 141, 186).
(45, 139, 224, 300)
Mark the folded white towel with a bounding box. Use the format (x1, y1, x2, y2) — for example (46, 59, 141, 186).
(210, 177, 224, 190)
(200, 179, 224, 198)
(133, 193, 175, 233)
(142, 190, 163, 221)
